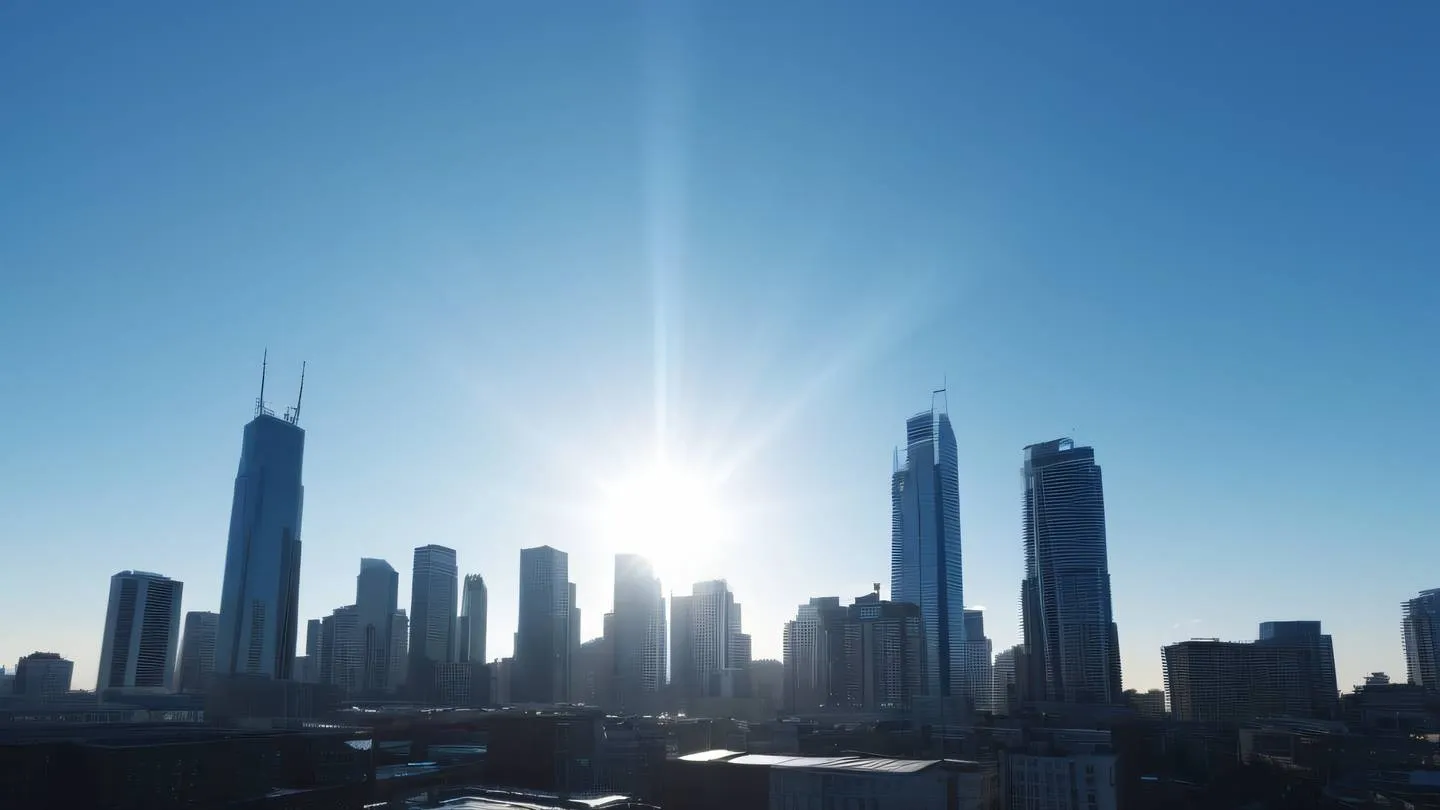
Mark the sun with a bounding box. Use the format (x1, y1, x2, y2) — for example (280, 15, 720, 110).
(594, 461, 731, 589)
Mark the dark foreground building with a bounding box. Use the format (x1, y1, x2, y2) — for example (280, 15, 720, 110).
(0, 722, 373, 810)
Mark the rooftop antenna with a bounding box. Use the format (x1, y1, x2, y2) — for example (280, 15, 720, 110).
(285, 361, 307, 425)
(255, 348, 269, 417)
(931, 376, 948, 414)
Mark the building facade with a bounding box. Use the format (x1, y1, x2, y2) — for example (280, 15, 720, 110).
(97, 571, 183, 693)
(215, 374, 306, 680)
(408, 544, 458, 701)
(840, 594, 927, 712)
(387, 610, 408, 691)
(1019, 439, 1123, 705)
(613, 554, 667, 713)
(891, 405, 965, 698)
(355, 558, 398, 693)
(515, 545, 573, 704)
(673, 580, 744, 703)
(1403, 589, 1440, 688)
(320, 605, 362, 696)
(992, 646, 1020, 716)
(961, 609, 994, 712)
(175, 610, 219, 693)
(1163, 622, 1339, 722)
(459, 574, 488, 665)
(783, 596, 845, 713)
(14, 653, 74, 699)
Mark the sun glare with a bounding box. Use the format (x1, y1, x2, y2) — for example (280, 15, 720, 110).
(595, 462, 731, 588)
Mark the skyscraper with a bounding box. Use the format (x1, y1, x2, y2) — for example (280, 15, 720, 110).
(356, 558, 399, 693)
(1019, 439, 1123, 705)
(458, 574, 489, 666)
(891, 404, 965, 697)
(1163, 622, 1339, 722)
(962, 609, 994, 712)
(1403, 589, 1440, 688)
(97, 571, 183, 692)
(782, 596, 844, 713)
(671, 580, 743, 701)
(176, 611, 219, 693)
(515, 546, 572, 704)
(14, 653, 73, 699)
(321, 605, 362, 696)
(388, 610, 408, 691)
(612, 554, 666, 712)
(215, 358, 306, 680)
(408, 545, 458, 701)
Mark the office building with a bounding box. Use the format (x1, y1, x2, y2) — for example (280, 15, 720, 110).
(839, 593, 927, 712)
(1404, 589, 1440, 688)
(459, 574, 488, 664)
(1019, 439, 1123, 705)
(515, 545, 573, 704)
(14, 652, 74, 699)
(95, 571, 183, 693)
(613, 554, 667, 712)
(215, 358, 307, 680)
(176, 611, 219, 693)
(388, 610, 408, 691)
(783, 596, 845, 713)
(320, 605, 362, 696)
(1001, 732, 1118, 810)
(408, 544, 458, 701)
(671, 580, 744, 703)
(1163, 621, 1339, 722)
(355, 558, 398, 693)
(294, 618, 322, 683)
(891, 403, 965, 698)
(993, 646, 1020, 716)
(961, 608, 994, 712)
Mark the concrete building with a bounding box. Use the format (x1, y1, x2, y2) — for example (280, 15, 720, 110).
(320, 605, 362, 697)
(961, 608, 994, 712)
(993, 646, 1019, 716)
(175, 610, 219, 693)
(672, 580, 745, 705)
(97, 571, 183, 693)
(782, 597, 844, 713)
(1163, 621, 1339, 722)
(14, 653, 74, 700)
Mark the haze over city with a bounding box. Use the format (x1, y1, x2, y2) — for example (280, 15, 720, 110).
(3, 0, 1437, 703)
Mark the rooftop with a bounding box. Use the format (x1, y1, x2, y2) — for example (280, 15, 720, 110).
(678, 749, 982, 774)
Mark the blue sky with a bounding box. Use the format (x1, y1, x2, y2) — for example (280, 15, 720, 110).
(2, 2, 1436, 694)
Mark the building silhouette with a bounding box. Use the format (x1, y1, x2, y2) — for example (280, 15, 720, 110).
(215, 357, 306, 680)
(961, 609, 994, 712)
(355, 558, 398, 693)
(515, 545, 573, 704)
(175, 610, 219, 693)
(408, 545, 458, 701)
(1163, 621, 1339, 722)
(320, 605, 361, 696)
(1403, 589, 1440, 688)
(388, 610, 408, 691)
(891, 404, 965, 698)
(1019, 439, 1122, 705)
(782, 596, 844, 713)
(96, 570, 183, 693)
(459, 574, 488, 664)
(612, 554, 666, 712)
(14, 652, 74, 699)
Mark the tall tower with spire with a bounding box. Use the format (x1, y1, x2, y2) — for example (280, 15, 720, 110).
(215, 354, 308, 680)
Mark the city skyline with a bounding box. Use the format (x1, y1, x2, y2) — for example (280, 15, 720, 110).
(4, 2, 1437, 698)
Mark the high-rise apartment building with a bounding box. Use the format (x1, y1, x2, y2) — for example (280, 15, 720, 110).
(839, 593, 927, 712)
(459, 575, 488, 665)
(961, 609, 994, 712)
(176, 611, 219, 693)
(355, 558, 398, 693)
(612, 554, 667, 712)
(215, 361, 306, 680)
(515, 545, 573, 704)
(1163, 621, 1339, 722)
(14, 652, 74, 699)
(1403, 589, 1440, 688)
(408, 545, 458, 701)
(891, 404, 965, 698)
(96, 571, 183, 692)
(1019, 439, 1122, 705)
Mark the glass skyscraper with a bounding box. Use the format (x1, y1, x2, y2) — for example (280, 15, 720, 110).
(215, 390, 306, 680)
(1019, 439, 1123, 705)
(408, 544, 458, 701)
(356, 558, 399, 693)
(515, 545, 573, 704)
(890, 406, 965, 698)
(612, 554, 666, 711)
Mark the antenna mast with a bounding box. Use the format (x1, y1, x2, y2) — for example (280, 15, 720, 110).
(255, 349, 270, 417)
(285, 361, 307, 425)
